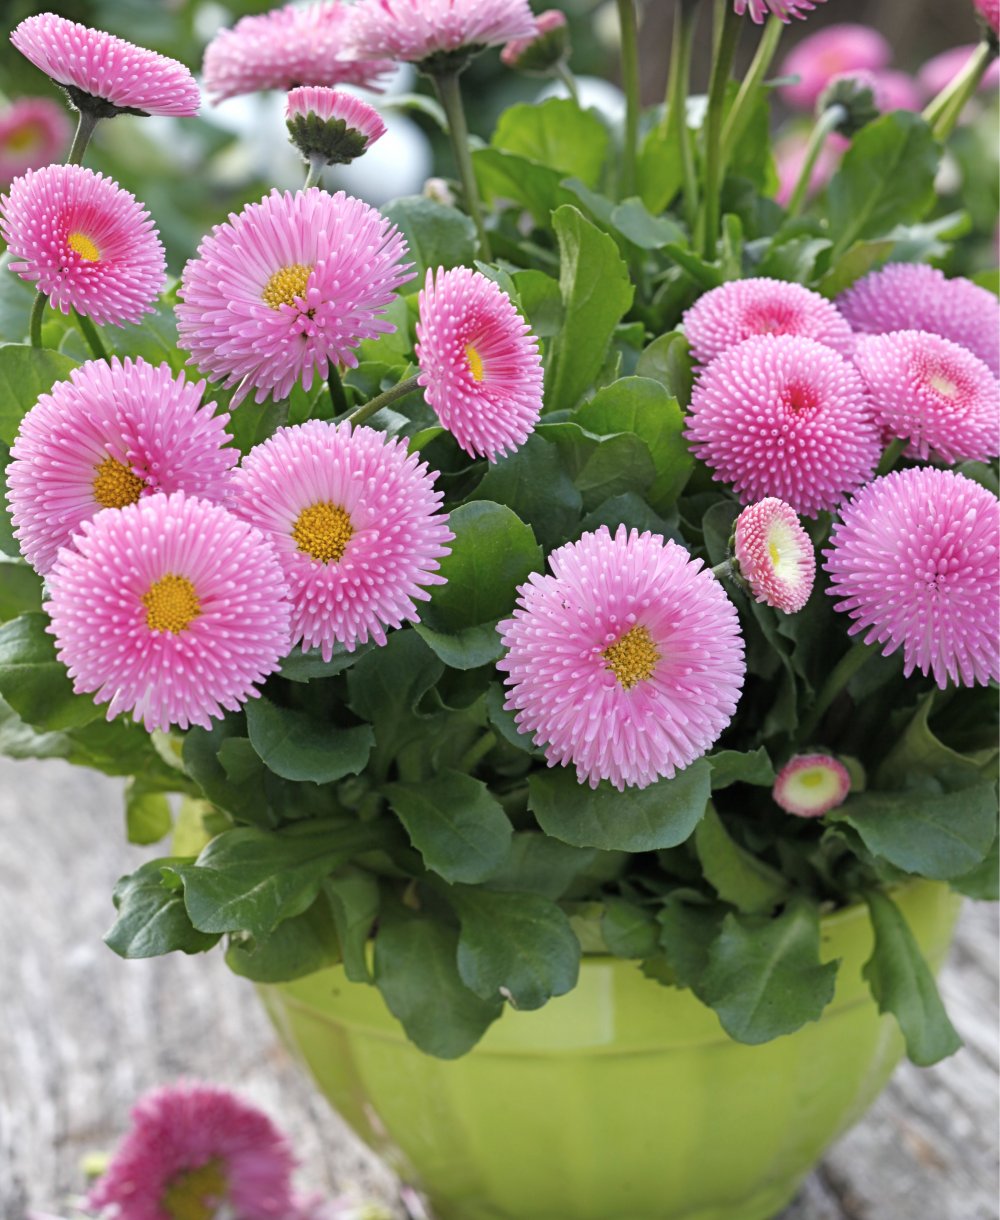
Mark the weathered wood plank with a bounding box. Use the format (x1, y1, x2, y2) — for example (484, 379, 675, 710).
(1, 758, 996, 1220)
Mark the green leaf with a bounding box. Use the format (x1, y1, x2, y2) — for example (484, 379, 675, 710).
(949, 833, 999, 901)
(105, 858, 220, 958)
(546, 206, 634, 412)
(412, 621, 504, 669)
(578, 492, 678, 539)
(346, 628, 445, 763)
(226, 889, 342, 983)
(278, 641, 376, 682)
(0, 613, 102, 730)
(0, 344, 79, 445)
(638, 114, 684, 214)
(635, 331, 695, 407)
(385, 769, 513, 884)
(694, 804, 789, 915)
(467, 433, 582, 551)
(601, 896, 659, 958)
(473, 147, 578, 227)
(701, 898, 839, 1044)
(512, 269, 564, 337)
(609, 198, 686, 250)
(816, 239, 894, 299)
(656, 890, 727, 991)
(830, 782, 997, 880)
(875, 692, 997, 792)
(529, 759, 711, 851)
(374, 904, 503, 1058)
(480, 830, 610, 899)
(381, 195, 477, 284)
(245, 696, 373, 784)
(707, 747, 775, 789)
(827, 112, 940, 256)
(536, 421, 657, 511)
(492, 98, 609, 188)
(124, 777, 174, 846)
(0, 556, 42, 621)
(863, 889, 962, 1066)
(324, 870, 380, 982)
(183, 718, 279, 828)
(450, 887, 581, 1010)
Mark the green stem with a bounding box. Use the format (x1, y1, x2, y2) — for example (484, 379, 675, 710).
(328, 365, 347, 415)
(303, 154, 325, 190)
(699, 1, 742, 260)
(73, 309, 109, 361)
(798, 642, 874, 745)
(876, 436, 907, 478)
(458, 731, 497, 774)
(721, 14, 783, 163)
(29, 292, 48, 348)
(433, 71, 492, 261)
(615, 0, 641, 198)
(346, 374, 421, 428)
(661, 0, 700, 229)
(555, 61, 581, 105)
(785, 104, 846, 219)
(66, 109, 100, 166)
(925, 41, 994, 141)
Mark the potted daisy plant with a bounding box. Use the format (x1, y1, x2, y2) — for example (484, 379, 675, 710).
(0, 1, 997, 1218)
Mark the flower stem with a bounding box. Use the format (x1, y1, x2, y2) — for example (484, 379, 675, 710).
(303, 153, 325, 190)
(555, 61, 581, 105)
(798, 641, 874, 745)
(785, 103, 846, 219)
(29, 292, 48, 348)
(73, 309, 109, 361)
(661, 0, 700, 227)
(328, 365, 348, 414)
(721, 14, 783, 163)
(433, 71, 492, 261)
(924, 40, 995, 141)
(699, 1, 742, 260)
(876, 436, 907, 478)
(458, 731, 497, 773)
(66, 109, 100, 166)
(615, 0, 641, 198)
(346, 374, 421, 428)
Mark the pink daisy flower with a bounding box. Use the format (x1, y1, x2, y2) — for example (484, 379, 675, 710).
(202, 3, 392, 104)
(88, 1081, 297, 1220)
(772, 754, 851, 817)
(501, 10, 570, 73)
(837, 263, 1000, 379)
(683, 278, 855, 366)
(854, 330, 1000, 465)
(10, 13, 199, 118)
(0, 163, 165, 328)
(231, 420, 453, 659)
(415, 266, 543, 462)
(497, 525, 746, 792)
(779, 23, 891, 111)
(732, 499, 816, 614)
(734, 0, 825, 26)
(347, 0, 536, 68)
(0, 97, 70, 187)
(824, 467, 1000, 689)
(973, 0, 1000, 34)
(686, 335, 881, 518)
(7, 356, 236, 576)
(176, 188, 412, 407)
(918, 46, 1000, 100)
(286, 87, 386, 166)
(45, 493, 291, 732)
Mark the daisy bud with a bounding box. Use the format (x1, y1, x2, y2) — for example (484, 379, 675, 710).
(500, 11, 570, 75)
(286, 88, 386, 167)
(773, 754, 851, 817)
(817, 72, 881, 137)
(731, 499, 816, 614)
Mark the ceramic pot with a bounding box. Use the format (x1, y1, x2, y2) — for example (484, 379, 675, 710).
(259, 880, 960, 1220)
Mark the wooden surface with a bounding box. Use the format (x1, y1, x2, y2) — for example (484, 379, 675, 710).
(1, 756, 997, 1220)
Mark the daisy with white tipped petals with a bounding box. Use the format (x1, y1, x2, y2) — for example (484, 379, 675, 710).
(732, 499, 815, 613)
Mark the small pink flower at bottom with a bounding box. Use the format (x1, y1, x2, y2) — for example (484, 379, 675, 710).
(732, 499, 816, 613)
(0, 97, 70, 186)
(45, 493, 291, 732)
(87, 1081, 297, 1219)
(497, 525, 746, 791)
(735, 0, 825, 24)
(416, 266, 543, 461)
(773, 754, 851, 817)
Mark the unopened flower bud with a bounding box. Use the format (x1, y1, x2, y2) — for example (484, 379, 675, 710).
(286, 87, 385, 167)
(500, 10, 570, 75)
(817, 71, 880, 137)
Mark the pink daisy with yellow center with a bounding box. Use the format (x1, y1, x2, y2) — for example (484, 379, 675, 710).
(772, 754, 851, 817)
(347, 0, 536, 68)
(7, 356, 237, 576)
(497, 525, 746, 791)
(416, 266, 544, 462)
(10, 13, 199, 117)
(0, 97, 70, 187)
(286, 87, 386, 166)
(735, 0, 825, 23)
(231, 420, 453, 659)
(176, 188, 412, 406)
(732, 499, 816, 614)
(824, 467, 1000, 689)
(0, 163, 165, 327)
(203, 3, 392, 104)
(45, 492, 291, 732)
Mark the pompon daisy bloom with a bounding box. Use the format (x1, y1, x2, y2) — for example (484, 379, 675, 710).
(686, 335, 880, 517)
(732, 499, 816, 614)
(286, 87, 386, 166)
(0, 163, 165, 327)
(837, 263, 1000, 378)
(824, 467, 1000, 689)
(973, 0, 1000, 35)
(683, 278, 855, 366)
(779, 23, 891, 111)
(202, 3, 392, 104)
(501, 10, 570, 74)
(854, 330, 1000, 465)
(88, 1081, 297, 1220)
(497, 525, 746, 792)
(734, 0, 824, 24)
(7, 356, 236, 576)
(0, 97, 70, 186)
(772, 754, 851, 817)
(347, 0, 536, 69)
(176, 188, 412, 407)
(415, 266, 543, 461)
(10, 13, 199, 118)
(45, 493, 291, 732)
(232, 420, 453, 659)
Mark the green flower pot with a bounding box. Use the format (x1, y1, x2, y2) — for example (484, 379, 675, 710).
(259, 881, 960, 1220)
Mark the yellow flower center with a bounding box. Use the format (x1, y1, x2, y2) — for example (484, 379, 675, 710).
(466, 342, 485, 383)
(602, 624, 660, 691)
(92, 456, 144, 509)
(262, 262, 312, 310)
(162, 1158, 228, 1220)
(799, 770, 825, 788)
(293, 501, 354, 564)
(142, 574, 201, 635)
(768, 540, 781, 568)
(7, 124, 41, 152)
(67, 231, 100, 262)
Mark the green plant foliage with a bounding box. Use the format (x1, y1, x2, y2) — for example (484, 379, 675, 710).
(491, 98, 609, 188)
(226, 888, 343, 983)
(694, 804, 789, 915)
(0, 344, 79, 445)
(106, 858, 220, 959)
(0, 613, 102, 731)
(246, 696, 374, 784)
(382, 196, 478, 283)
(124, 777, 174, 846)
